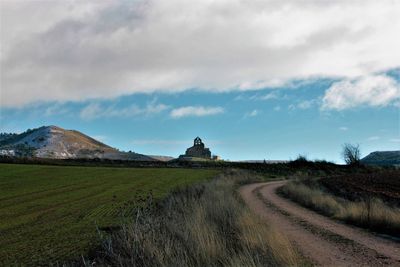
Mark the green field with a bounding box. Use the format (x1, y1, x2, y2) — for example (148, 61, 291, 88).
(0, 163, 218, 266)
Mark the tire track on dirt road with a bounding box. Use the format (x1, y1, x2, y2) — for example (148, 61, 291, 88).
(240, 181, 400, 266)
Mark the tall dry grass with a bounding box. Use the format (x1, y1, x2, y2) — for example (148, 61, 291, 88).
(280, 180, 400, 237)
(86, 170, 301, 267)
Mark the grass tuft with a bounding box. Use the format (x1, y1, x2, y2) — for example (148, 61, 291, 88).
(280, 180, 400, 237)
(89, 170, 301, 267)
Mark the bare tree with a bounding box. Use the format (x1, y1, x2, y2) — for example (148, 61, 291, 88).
(342, 143, 361, 165)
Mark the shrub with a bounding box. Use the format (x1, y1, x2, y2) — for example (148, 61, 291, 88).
(88, 170, 301, 266)
(342, 143, 361, 165)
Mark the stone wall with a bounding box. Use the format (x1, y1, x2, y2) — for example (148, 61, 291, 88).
(184, 137, 211, 159)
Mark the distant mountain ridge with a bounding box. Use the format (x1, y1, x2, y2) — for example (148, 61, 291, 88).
(361, 151, 400, 166)
(0, 125, 158, 161)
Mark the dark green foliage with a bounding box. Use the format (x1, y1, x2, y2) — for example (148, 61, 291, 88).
(0, 155, 365, 178)
(294, 154, 308, 162)
(0, 132, 18, 142)
(0, 128, 36, 146)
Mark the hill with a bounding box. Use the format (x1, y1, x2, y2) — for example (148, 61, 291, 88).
(147, 155, 175, 161)
(361, 150, 400, 166)
(0, 125, 155, 161)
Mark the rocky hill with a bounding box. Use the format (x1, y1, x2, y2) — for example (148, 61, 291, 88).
(361, 151, 400, 166)
(0, 126, 156, 161)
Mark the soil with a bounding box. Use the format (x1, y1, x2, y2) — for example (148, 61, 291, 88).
(240, 181, 400, 266)
(320, 171, 400, 205)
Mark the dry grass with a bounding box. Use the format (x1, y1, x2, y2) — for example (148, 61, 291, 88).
(83, 169, 301, 267)
(280, 180, 400, 237)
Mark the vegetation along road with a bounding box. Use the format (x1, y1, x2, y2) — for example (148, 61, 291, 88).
(0, 163, 217, 266)
(240, 181, 400, 266)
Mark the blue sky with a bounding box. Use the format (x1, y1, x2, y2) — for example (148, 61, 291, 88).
(1, 75, 399, 163)
(1, 1, 400, 162)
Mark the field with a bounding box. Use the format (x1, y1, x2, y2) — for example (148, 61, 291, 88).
(320, 170, 400, 205)
(279, 170, 400, 237)
(0, 164, 218, 266)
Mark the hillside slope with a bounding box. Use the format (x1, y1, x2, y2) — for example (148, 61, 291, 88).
(0, 126, 155, 161)
(361, 151, 400, 166)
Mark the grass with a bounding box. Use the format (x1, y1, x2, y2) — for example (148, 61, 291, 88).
(87, 169, 301, 267)
(280, 179, 400, 237)
(0, 163, 218, 266)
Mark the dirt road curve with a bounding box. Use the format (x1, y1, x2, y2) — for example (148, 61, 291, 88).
(240, 181, 400, 266)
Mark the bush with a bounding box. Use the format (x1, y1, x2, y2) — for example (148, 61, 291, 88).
(342, 143, 361, 165)
(87, 170, 301, 266)
(294, 154, 308, 162)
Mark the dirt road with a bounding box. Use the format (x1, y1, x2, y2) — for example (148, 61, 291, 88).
(240, 181, 400, 266)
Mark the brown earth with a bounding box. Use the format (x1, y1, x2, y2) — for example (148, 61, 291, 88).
(240, 181, 400, 266)
(320, 171, 400, 205)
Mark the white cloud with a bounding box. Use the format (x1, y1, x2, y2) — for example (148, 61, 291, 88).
(1, 0, 400, 107)
(80, 102, 169, 120)
(260, 93, 278, 101)
(297, 100, 315, 110)
(251, 92, 279, 101)
(273, 106, 281, 111)
(322, 74, 400, 110)
(170, 106, 224, 118)
(234, 95, 245, 101)
(339, 126, 348, 131)
(389, 138, 400, 143)
(367, 136, 380, 141)
(80, 103, 103, 120)
(44, 104, 70, 116)
(238, 79, 287, 90)
(249, 110, 258, 117)
(245, 109, 259, 118)
(288, 99, 318, 110)
(236, 92, 279, 101)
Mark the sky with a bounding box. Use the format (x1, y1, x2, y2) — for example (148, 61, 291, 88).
(1, 0, 399, 162)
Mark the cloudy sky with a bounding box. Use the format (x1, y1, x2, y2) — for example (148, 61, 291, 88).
(1, 0, 399, 162)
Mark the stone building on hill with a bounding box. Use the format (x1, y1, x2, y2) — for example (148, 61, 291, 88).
(182, 137, 211, 159)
